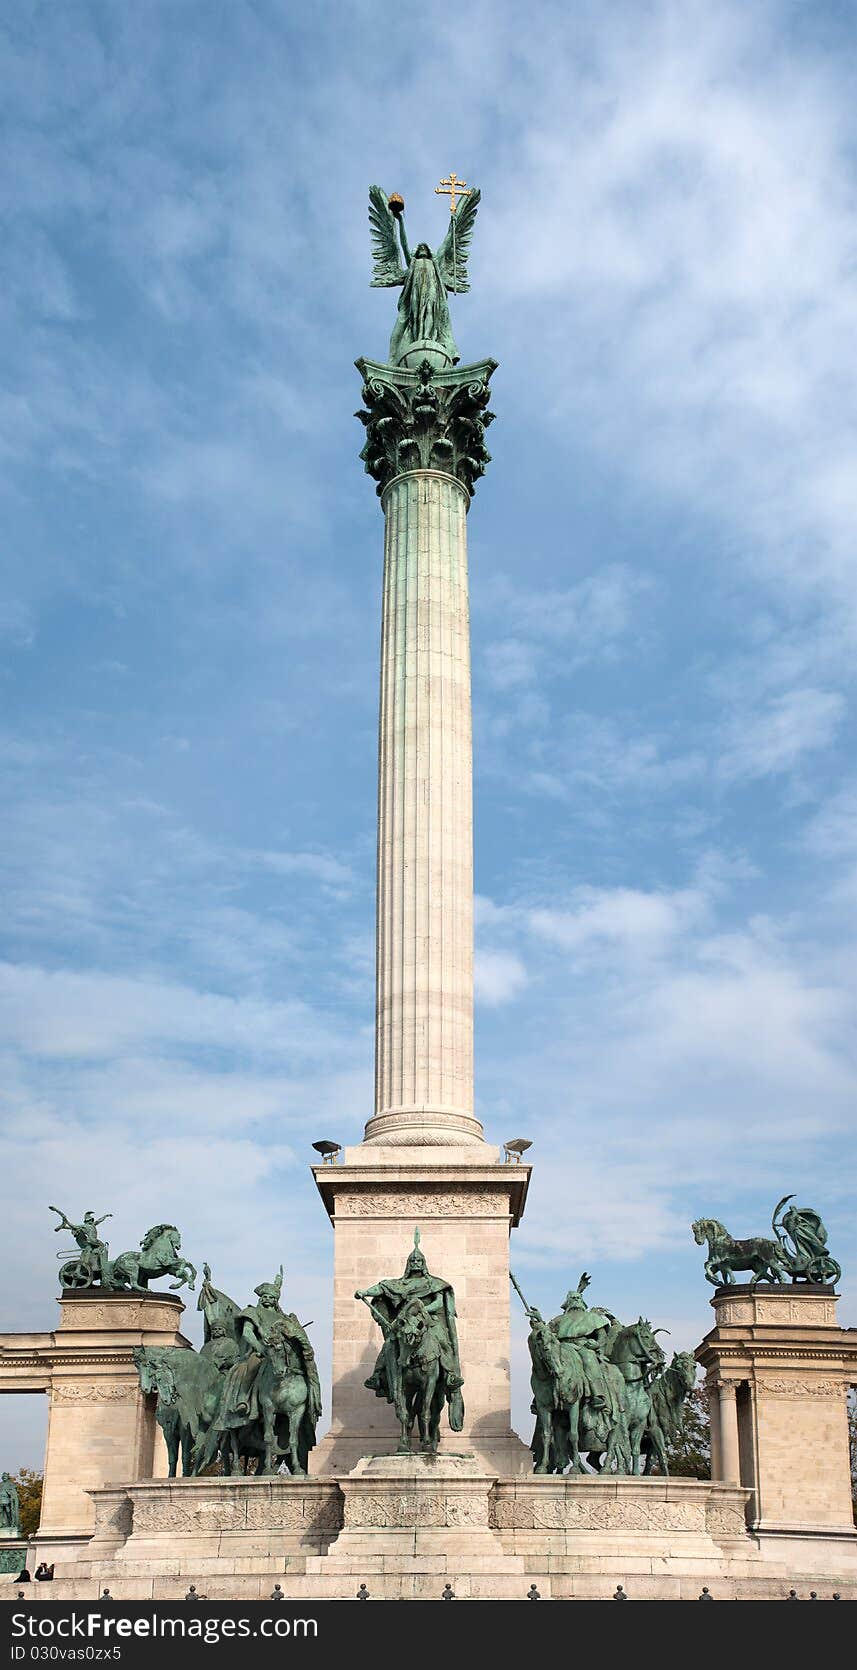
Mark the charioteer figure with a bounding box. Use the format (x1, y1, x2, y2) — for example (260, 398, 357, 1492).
(49, 1206, 111, 1287)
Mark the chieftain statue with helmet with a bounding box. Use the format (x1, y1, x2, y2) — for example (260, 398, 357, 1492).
(356, 1229, 464, 1455)
(135, 1260, 322, 1477)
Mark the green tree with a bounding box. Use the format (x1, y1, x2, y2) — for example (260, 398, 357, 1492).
(12, 1469, 42, 1538)
(662, 1384, 711, 1479)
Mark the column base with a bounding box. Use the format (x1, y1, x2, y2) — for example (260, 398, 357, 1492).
(362, 1107, 486, 1146)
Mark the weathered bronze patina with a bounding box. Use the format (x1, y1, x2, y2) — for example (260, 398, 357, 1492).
(135, 1262, 321, 1476)
(514, 1271, 690, 1477)
(50, 1206, 196, 1293)
(692, 1198, 841, 1287)
(356, 1229, 464, 1454)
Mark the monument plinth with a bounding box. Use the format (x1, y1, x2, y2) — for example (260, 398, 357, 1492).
(697, 1284, 857, 1565)
(312, 1148, 530, 1475)
(35, 1292, 189, 1548)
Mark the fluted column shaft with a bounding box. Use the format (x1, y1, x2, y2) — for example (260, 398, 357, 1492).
(718, 1381, 741, 1484)
(364, 468, 483, 1146)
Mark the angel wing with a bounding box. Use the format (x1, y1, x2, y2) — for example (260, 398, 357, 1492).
(368, 185, 407, 287)
(434, 187, 481, 294)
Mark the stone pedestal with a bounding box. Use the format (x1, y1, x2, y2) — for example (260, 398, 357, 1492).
(12, 1468, 857, 1598)
(316, 1454, 523, 1574)
(36, 1292, 189, 1544)
(0, 1533, 27, 1579)
(697, 1285, 857, 1556)
(312, 1148, 531, 1476)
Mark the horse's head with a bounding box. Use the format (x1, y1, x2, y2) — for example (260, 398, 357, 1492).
(133, 1347, 157, 1395)
(692, 1218, 714, 1245)
(262, 1321, 289, 1370)
(629, 1318, 666, 1367)
(396, 1297, 431, 1354)
(528, 1315, 559, 1372)
(608, 1317, 665, 1377)
(141, 1352, 177, 1405)
(263, 1321, 301, 1379)
(671, 1350, 697, 1393)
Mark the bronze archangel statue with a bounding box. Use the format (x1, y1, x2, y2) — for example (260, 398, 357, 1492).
(367, 183, 481, 369)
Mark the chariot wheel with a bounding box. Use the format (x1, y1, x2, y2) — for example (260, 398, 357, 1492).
(806, 1254, 841, 1286)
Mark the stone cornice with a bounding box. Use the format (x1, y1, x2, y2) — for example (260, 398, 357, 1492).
(355, 356, 497, 498)
(1, 1346, 192, 1367)
(312, 1162, 530, 1229)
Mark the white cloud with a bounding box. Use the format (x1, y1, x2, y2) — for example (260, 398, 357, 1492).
(482, 638, 539, 691)
(717, 688, 845, 780)
(527, 885, 708, 956)
(802, 785, 857, 862)
(251, 850, 354, 889)
(0, 960, 346, 1064)
(474, 949, 528, 1006)
(478, 4, 857, 627)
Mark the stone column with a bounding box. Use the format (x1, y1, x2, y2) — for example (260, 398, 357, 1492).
(355, 353, 497, 1149)
(707, 1380, 722, 1480)
(717, 1381, 740, 1484)
(369, 469, 481, 1147)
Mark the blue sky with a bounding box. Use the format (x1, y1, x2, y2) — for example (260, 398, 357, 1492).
(3, 0, 857, 1464)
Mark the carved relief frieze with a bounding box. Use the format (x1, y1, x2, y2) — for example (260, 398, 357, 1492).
(60, 1301, 181, 1332)
(51, 1382, 138, 1405)
(489, 1488, 707, 1533)
(336, 1189, 503, 1218)
(244, 1491, 342, 1533)
(755, 1376, 845, 1399)
(752, 1298, 836, 1325)
(91, 1495, 133, 1539)
(343, 1487, 488, 1529)
(706, 1499, 748, 1540)
(714, 1301, 754, 1326)
(130, 1486, 342, 1537)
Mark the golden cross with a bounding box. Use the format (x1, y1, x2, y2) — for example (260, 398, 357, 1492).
(435, 172, 471, 215)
